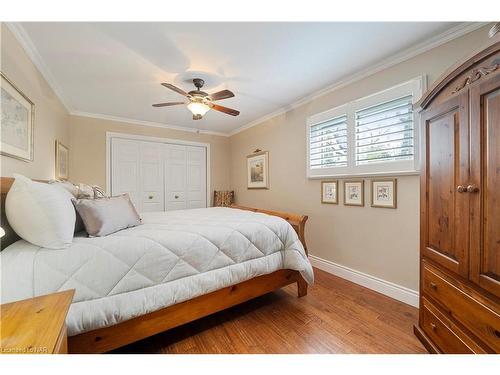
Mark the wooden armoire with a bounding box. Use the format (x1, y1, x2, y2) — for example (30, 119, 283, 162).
(414, 30, 500, 353)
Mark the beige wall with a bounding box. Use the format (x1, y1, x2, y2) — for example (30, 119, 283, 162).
(69, 115, 231, 195)
(0, 24, 70, 179)
(229, 25, 493, 291)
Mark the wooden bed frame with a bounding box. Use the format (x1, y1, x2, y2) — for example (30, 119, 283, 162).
(0, 177, 309, 353)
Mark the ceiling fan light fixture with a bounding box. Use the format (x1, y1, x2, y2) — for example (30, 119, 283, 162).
(187, 101, 210, 118)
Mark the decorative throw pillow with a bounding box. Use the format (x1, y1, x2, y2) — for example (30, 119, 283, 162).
(6, 174, 75, 249)
(72, 194, 141, 237)
(48, 179, 79, 198)
(48, 179, 86, 233)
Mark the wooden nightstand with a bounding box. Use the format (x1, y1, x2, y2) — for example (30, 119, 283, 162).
(1, 290, 74, 354)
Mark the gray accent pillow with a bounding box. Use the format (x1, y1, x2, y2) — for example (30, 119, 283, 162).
(72, 194, 142, 237)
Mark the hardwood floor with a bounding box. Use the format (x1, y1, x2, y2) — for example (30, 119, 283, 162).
(113, 268, 427, 354)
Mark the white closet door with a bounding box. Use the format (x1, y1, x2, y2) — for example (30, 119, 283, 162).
(186, 145, 207, 209)
(139, 141, 164, 212)
(111, 138, 141, 211)
(165, 144, 187, 210)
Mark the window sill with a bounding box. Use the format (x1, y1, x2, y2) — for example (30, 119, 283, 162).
(307, 170, 420, 179)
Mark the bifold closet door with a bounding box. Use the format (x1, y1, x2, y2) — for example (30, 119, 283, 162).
(139, 141, 164, 212)
(111, 138, 141, 210)
(164, 144, 207, 210)
(111, 138, 164, 213)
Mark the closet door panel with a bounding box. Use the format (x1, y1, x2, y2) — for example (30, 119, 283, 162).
(186, 146, 207, 209)
(165, 144, 187, 210)
(111, 138, 141, 212)
(421, 94, 470, 277)
(470, 74, 500, 298)
(140, 141, 164, 212)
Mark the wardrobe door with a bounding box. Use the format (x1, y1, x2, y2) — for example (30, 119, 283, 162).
(470, 74, 500, 298)
(421, 93, 470, 277)
(165, 144, 187, 210)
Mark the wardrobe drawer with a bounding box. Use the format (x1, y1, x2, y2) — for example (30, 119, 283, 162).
(422, 300, 474, 353)
(423, 264, 500, 351)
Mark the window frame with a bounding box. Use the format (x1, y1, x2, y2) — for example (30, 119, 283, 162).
(306, 76, 425, 179)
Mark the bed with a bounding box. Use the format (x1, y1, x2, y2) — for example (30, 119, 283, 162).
(0, 177, 313, 353)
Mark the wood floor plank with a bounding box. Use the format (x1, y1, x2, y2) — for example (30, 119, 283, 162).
(113, 268, 426, 354)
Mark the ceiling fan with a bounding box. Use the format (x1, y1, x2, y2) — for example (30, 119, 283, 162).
(152, 78, 240, 120)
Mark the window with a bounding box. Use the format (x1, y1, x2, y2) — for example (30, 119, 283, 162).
(307, 77, 423, 178)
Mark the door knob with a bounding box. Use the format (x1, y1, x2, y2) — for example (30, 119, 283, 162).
(466, 184, 479, 193)
(456, 185, 466, 193)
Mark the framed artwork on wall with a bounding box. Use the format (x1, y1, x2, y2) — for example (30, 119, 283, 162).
(371, 178, 397, 208)
(321, 180, 338, 204)
(55, 140, 69, 180)
(247, 151, 269, 189)
(343, 180, 364, 206)
(0, 72, 34, 162)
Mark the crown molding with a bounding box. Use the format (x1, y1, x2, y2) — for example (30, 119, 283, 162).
(4, 22, 74, 112)
(228, 22, 489, 136)
(70, 111, 229, 137)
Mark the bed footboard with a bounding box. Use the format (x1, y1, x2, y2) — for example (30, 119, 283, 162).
(229, 204, 308, 255)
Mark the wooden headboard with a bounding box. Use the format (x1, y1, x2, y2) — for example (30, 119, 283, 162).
(1, 177, 19, 250)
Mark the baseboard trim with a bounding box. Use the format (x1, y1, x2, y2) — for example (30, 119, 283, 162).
(309, 255, 419, 307)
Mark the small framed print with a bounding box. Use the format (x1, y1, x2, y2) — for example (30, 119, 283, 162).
(247, 151, 269, 189)
(344, 180, 364, 206)
(321, 181, 338, 204)
(55, 140, 69, 180)
(371, 178, 397, 208)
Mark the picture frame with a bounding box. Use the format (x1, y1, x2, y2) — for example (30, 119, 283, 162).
(321, 180, 338, 204)
(1, 72, 35, 162)
(247, 151, 269, 189)
(371, 178, 397, 209)
(55, 140, 69, 180)
(343, 180, 364, 206)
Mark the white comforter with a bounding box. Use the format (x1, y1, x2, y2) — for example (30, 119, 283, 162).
(1, 207, 313, 336)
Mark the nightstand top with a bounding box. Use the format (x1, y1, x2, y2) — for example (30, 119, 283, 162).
(1, 290, 74, 354)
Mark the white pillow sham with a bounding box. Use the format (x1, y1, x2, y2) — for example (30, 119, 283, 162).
(5, 174, 76, 249)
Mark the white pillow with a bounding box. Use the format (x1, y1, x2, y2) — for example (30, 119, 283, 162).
(6, 174, 76, 249)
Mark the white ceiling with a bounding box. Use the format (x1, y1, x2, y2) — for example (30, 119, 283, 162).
(16, 22, 464, 135)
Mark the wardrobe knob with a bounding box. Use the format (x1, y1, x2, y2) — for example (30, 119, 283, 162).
(456, 185, 466, 193)
(430, 323, 437, 331)
(430, 282, 437, 290)
(174, 195, 179, 199)
(466, 184, 479, 193)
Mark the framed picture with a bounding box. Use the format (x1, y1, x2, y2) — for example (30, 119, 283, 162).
(1, 72, 34, 162)
(371, 178, 397, 208)
(247, 151, 269, 189)
(321, 180, 338, 204)
(344, 180, 364, 206)
(55, 140, 69, 180)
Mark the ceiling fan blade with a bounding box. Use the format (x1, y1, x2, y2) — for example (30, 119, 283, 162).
(152, 101, 186, 107)
(161, 83, 190, 97)
(209, 89, 235, 101)
(210, 103, 240, 116)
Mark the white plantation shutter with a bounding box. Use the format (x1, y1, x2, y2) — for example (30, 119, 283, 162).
(306, 77, 422, 178)
(309, 115, 348, 169)
(355, 95, 414, 165)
